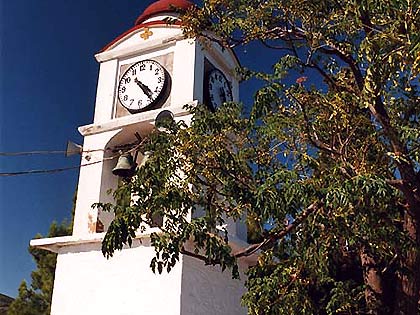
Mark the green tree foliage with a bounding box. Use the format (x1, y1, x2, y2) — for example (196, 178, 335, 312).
(99, 1, 419, 314)
(7, 221, 71, 315)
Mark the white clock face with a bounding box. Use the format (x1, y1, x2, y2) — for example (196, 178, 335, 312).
(206, 69, 233, 110)
(118, 60, 167, 113)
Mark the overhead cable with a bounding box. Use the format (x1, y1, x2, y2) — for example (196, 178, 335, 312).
(0, 148, 106, 157)
(0, 144, 142, 177)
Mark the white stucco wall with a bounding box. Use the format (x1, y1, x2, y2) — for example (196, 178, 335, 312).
(50, 239, 248, 315)
(51, 239, 184, 315)
(93, 59, 119, 123)
(72, 129, 120, 237)
(180, 256, 247, 315)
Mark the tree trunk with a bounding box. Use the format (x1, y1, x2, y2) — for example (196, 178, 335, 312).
(360, 247, 386, 315)
(394, 204, 420, 315)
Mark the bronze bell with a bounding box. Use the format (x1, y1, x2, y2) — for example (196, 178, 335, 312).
(112, 152, 137, 178)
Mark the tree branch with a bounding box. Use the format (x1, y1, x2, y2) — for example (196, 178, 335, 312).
(260, 40, 294, 52)
(306, 61, 340, 90)
(318, 45, 364, 91)
(287, 91, 341, 156)
(180, 247, 210, 263)
(234, 202, 319, 258)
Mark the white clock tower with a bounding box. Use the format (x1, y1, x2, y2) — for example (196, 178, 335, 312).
(32, 1, 252, 314)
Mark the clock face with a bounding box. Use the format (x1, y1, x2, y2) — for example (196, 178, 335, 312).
(118, 60, 167, 113)
(206, 69, 233, 110)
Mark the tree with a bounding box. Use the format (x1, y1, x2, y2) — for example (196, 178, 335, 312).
(99, 1, 420, 314)
(8, 221, 72, 315)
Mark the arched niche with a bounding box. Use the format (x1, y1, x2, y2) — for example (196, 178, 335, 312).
(97, 122, 154, 231)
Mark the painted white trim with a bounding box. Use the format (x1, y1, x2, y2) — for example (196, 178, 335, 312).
(95, 35, 184, 62)
(31, 231, 257, 265)
(30, 228, 161, 253)
(78, 101, 197, 136)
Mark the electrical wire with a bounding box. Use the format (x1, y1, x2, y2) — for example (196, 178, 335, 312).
(0, 158, 117, 177)
(0, 148, 107, 157)
(0, 161, 103, 176)
(0, 150, 68, 156)
(0, 143, 142, 177)
(0, 139, 142, 157)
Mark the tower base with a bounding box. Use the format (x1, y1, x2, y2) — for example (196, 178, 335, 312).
(33, 236, 247, 315)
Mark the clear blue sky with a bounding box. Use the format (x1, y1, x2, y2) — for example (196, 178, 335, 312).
(0, 0, 283, 298)
(0, 0, 160, 298)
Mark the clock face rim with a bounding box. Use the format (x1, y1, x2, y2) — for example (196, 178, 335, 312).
(117, 59, 169, 114)
(205, 68, 233, 111)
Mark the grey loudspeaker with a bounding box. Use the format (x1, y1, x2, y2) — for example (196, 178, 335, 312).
(155, 110, 175, 132)
(65, 141, 83, 157)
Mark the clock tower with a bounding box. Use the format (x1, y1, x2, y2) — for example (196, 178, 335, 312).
(31, 1, 251, 314)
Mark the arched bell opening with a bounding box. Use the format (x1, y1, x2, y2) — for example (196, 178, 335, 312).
(94, 109, 189, 233)
(96, 123, 154, 232)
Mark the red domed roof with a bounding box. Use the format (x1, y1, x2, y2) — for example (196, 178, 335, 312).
(135, 0, 194, 25)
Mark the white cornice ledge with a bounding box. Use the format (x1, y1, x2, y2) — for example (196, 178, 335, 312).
(95, 34, 185, 62)
(78, 101, 196, 136)
(30, 228, 161, 253)
(30, 234, 106, 253)
(31, 231, 258, 265)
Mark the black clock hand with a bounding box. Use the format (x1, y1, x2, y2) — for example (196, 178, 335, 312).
(134, 77, 153, 98)
(219, 87, 226, 103)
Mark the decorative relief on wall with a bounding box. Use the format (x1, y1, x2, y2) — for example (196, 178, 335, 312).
(140, 27, 154, 40)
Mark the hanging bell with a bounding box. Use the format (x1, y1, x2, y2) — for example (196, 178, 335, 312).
(112, 152, 137, 178)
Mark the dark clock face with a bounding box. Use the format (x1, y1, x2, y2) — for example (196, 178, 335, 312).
(205, 69, 233, 110)
(118, 60, 168, 113)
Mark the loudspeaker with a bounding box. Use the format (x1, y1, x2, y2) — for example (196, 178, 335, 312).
(65, 141, 83, 157)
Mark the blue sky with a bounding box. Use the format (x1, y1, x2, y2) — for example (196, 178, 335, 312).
(0, 0, 160, 298)
(0, 0, 284, 298)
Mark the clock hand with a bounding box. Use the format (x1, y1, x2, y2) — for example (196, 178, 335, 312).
(134, 77, 153, 98)
(219, 87, 226, 103)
